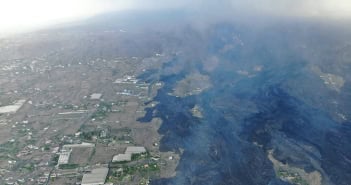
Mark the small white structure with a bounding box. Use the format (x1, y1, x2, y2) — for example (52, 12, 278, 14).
(90, 93, 102, 100)
(0, 99, 26, 114)
(125, 146, 146, 154)
(81, 167, 109, 185)
(62, 142, 95, 150)
(112, 153, 132, 162)
(58, 151, 71, 165)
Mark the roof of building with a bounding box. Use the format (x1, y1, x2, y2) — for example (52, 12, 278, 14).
(125, 146, 146, 154)
(112, 153, 132, 162)
(81, 167, 109, 185)
(0, 99, 26, 114)
(63, 142, 95, 149)
(90, 93, 102, 100)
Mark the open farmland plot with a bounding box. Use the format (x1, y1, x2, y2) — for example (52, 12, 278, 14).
(90, 143, 123, 164)
(69, 147, 95, 165)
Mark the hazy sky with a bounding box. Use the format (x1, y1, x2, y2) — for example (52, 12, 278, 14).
(1, 0, 351, 35)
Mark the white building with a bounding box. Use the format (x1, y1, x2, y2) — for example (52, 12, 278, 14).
(112, 153, 132, 162)
(90, 93, 102, 100)
(62, 142, 95, 150)
(125, 146, 146, 154)
(0, 99, 26, 114)
(81, 167, 109, 185)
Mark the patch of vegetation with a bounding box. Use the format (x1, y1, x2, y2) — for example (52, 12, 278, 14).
(110, 161, 160, 181)
(17, 128, 29, 136)
(63, 104, 74, 110)
(80, 131, 100, 140)
(43, 144, 50, 151)
(25, 139, 37, 145)
(79, 103, 90, 110)
(91, 102, 113, 120)
(0, 155, 10, 160)
(0, 141, 21, 155)
(111, 127, 133, 142)
(131, 152, 149, 161)
(50, 154, 59, 166)
(277, 169, 309, 185)
(147, 162, 160, 172)
(21, 163, 35, 172)
(291, 177, 309, 185)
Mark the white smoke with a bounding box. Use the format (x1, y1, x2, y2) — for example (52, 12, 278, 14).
(1, 0, 351, 36)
